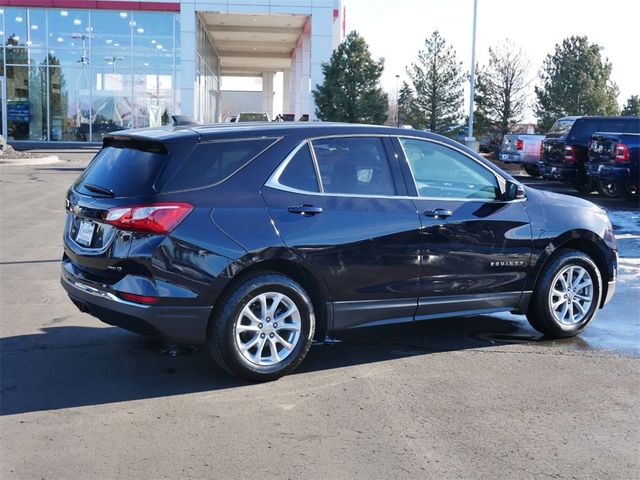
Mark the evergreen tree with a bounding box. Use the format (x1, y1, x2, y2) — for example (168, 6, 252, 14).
(313, 31, 388, 124)
(407, 31, 466, 135)
(621, 95, 640, 116)
(535, 36, 619, 132)
(397, 81, 414, 126)
(475, 40, 530, 148)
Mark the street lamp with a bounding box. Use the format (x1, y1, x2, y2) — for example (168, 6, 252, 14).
(466, 0, 478, 150)
(395, 74, 400, 127)
(104, 55, 125, 73)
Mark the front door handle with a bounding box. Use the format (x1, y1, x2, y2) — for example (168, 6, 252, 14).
(288, 205, 323, 216)
(424, 208, 453, 219)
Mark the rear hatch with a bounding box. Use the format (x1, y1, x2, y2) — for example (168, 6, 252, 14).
(588, 133, 620, 167)
(63, 136, 192, 281)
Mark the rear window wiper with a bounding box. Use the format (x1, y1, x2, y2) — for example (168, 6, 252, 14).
(83, 183, 115, 197)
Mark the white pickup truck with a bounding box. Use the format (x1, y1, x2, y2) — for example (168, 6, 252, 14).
(499, 134, 546, 177)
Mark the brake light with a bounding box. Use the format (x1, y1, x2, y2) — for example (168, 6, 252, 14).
(540, 142, 545, 160)
(516, 139, 524, 151)
(564, 145, 576, 163)
(104, 203, 193, 234)
(120, 292, 160, 304)
(614, 143, 629, 163)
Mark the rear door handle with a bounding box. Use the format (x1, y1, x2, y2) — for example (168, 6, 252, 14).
(288, 205, 323, 216)
(424, 208, 453, 219)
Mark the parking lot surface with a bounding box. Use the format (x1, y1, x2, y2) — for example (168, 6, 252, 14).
(1, 161, 638, 479)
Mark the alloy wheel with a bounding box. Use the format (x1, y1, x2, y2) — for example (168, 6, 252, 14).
(548, 265, 593, 325)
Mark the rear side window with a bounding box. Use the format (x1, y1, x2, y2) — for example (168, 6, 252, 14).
(278, 144, 320, 193)
(547, 119, 575, 137)
(75, 145, 168, 197)
(311, 137, 396, 196)
(164, 138, 276, 192)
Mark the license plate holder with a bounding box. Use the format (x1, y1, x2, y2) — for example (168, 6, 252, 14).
(76, 220, 96, 246)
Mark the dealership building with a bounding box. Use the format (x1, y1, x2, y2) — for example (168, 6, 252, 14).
(0, 0, 344, 143)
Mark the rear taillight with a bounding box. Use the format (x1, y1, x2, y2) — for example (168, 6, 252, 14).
(614, 143, 629, 163)
(516, 139, 524, 151)
(563, 145, 576, 163)
(104, 203, 193, 234)
(540, 142, 545, 160)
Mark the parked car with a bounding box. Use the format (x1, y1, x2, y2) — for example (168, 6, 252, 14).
(236, 112, 270, 122)
(61, 123, 618, 381)
(539, 116, 640, 193)
(587, 131, 640, 201)
(499, 133, 546, 176)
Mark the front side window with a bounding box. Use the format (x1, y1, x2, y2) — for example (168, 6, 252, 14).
(311, 137, 396, 196)
(399, 138, 499, 200)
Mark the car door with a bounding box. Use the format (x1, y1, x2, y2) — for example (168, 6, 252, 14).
(391, 136, 533, 320)
(262, 135, 422, 330)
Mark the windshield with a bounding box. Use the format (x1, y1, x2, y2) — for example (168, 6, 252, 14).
(547, 119, 575, 137)
(237, 113, 269, 122)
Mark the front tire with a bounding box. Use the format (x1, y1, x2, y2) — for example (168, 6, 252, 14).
(527, 250, 602, 338)
(208, 273, 315, 381)
(523, 164, 541, 177)
(619, 182, 639, 202)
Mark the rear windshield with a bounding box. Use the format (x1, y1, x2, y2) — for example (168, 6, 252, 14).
(75, 145, 168, 197)
(163, 138, 277, 192)
(547, 119, 575, 137)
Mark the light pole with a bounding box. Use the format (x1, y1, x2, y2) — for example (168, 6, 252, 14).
(466, 0, 478, 150)
(395, 74, 400, 127)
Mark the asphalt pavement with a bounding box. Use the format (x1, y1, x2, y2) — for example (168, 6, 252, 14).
(0, 161, 638, 479)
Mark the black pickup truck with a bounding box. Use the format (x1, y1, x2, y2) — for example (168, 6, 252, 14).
(539, 116, 640, 193)
(587, 131, 640, 201)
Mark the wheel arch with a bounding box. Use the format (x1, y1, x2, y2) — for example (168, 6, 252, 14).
(209, 255, 332, 341)
(529, 229, 614, 308)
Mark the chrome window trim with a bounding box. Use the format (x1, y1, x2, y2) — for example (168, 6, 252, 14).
(264, 134, 526, 203)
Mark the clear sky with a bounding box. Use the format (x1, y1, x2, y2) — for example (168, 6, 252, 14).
(342, 0, 640, 121)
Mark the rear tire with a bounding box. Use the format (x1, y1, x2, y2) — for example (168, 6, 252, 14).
(571, 178, 596, 194)
(208, 273, 315, 382)
(524, 165, 541, 177)
(596, 179, 619, 198)
(619, 182, 639, 202)
(527, 249, 602, 338)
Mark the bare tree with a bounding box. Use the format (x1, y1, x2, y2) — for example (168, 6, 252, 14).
(475, 40, 531, 148)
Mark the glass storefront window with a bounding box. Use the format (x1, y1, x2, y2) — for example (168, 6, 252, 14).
(91, 68, 133, 142)
(133, 70, 174, 128)
(6, 65, 47, 141)
(3, 7, 180, 142)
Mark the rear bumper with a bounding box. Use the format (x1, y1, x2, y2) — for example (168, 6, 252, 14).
(61, 271, 212, 344)
(586, 163, 636, 184)
(538, 162, 578, 181)
(499, 153, 538, 165)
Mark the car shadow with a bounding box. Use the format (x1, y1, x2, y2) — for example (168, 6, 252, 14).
(1, 315, 552, 416)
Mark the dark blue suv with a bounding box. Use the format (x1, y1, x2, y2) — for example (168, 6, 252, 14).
(62, 123, 618, 381)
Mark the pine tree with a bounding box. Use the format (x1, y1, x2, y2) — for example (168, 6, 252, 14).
(397, 81, 414, 126)
(407, 31, 466, 135)
(313, 31, 388, 124)
(535, 36, 619, 132)
(621, 95, 640, 116)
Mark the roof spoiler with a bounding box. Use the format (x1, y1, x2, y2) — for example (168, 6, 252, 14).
(172, 115, 200, 126)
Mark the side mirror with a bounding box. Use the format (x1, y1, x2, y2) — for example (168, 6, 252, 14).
(504, 181, 525, 201)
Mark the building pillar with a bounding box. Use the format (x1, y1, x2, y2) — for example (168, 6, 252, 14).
(179, 4, 197, 119)
(292, 44, 302, 118)
(310, 7, 335, 121)
(282, 69, 292, 114)
(261, 72, 275, 119)
(299, 32, 312, 119)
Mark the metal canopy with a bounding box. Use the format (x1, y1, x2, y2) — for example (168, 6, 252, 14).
(201, 12, 309, 75)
